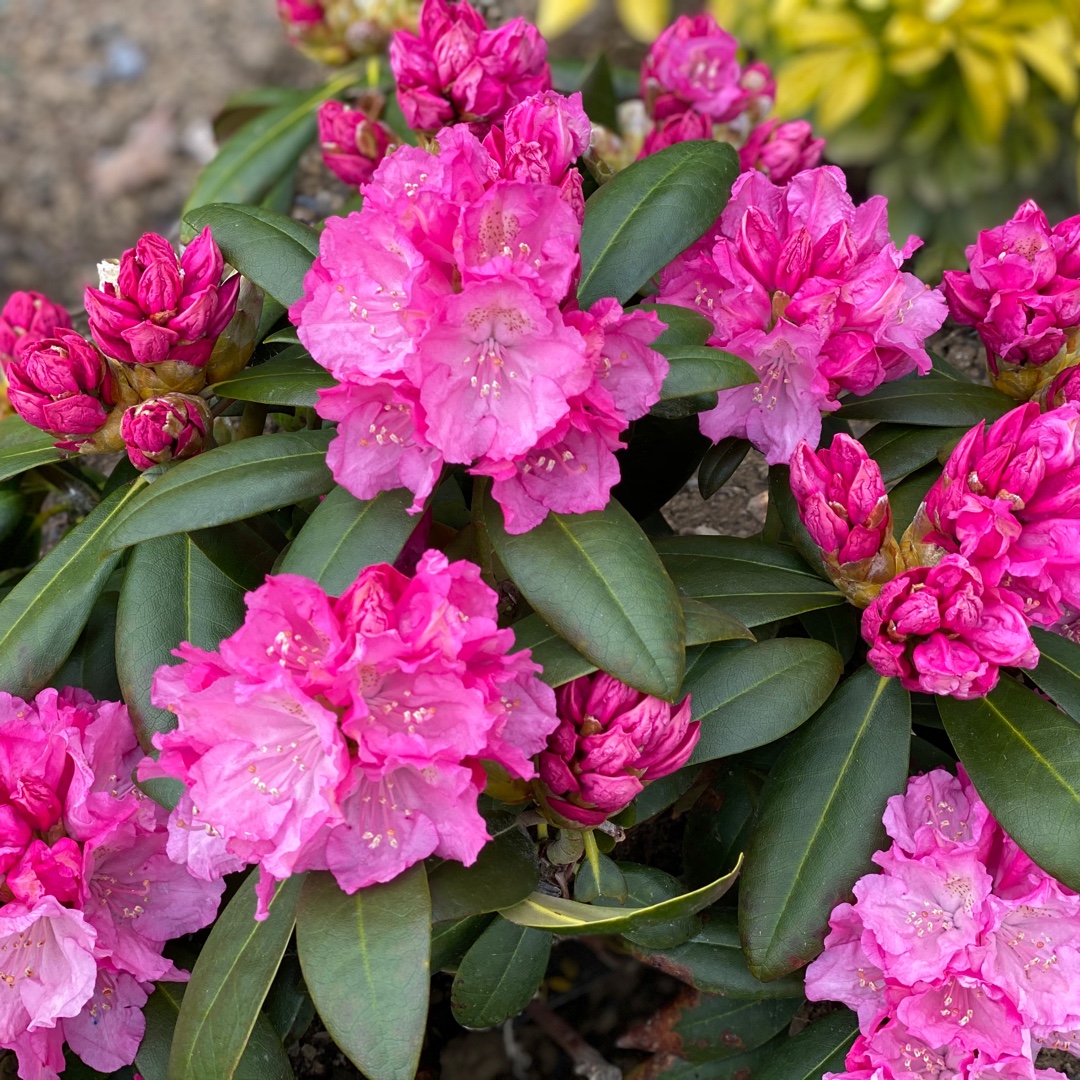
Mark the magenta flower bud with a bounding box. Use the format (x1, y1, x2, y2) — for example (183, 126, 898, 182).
(640, 108, 713, 157)
(84, 227, 241, 368)
(5, 330, 114, 437)
(120, 393, 212, 471)
(1044, 365, 1080, 409)
(318, 100, 395, 187)
(278, 0, 325, 27)
(861, 554, 1038, 699)
(0, 290, 73, 369)
(739, 118, 825, 185)
(499, 90, 590, 184)
(537, 673, 699, 826)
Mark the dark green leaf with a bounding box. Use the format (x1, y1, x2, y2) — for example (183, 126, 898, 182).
(653, 348, 756, 419)
(450, 918, 552, 1028)
(0, 415, 62, 482)
(573, 851, 627, 903)
(740, 667, 911, 979)
(577, 52, 618, 130)
(431, 914, 495, 973)
(297, 867, 431, 1080)
(183, 204, 319, 308)
(659, 994, 800, 1063)
(1028, 627, 1080, 722)
(798, 606, 859, 664)
(836, 375, 1013, 426)
(280, 485, 417, 594)
(264, 951, 314, 1042)
(683, 766, 760, 891)
(686, 639, 844, 764)
(139, 983, 290, 1080)
(117, 534, 247, 757)
(50, 584, 121, 700)
(429, 802, 539, 922)
(681, 599, 755, 647)
(0, 488, 25, 545)
(169, 874, 304, 1080)
(655, 536, 845, 627)
(752, 1011, 859, 1080)
(858, 423, 968, 484)
(940, 676, 1080, 892)
(209, 346, 335, 407)
(107, 430, 334, 551)
(484, 493, 685, 699)
(578, 141, 739, 307)
(0, 481, 142, 697)
(631, 765, 703, 823)
(632, 911, 804, 999)
(697, 438, 751, 500)
(189, 521, 278, 591)
(612, 863, 699, 949)
(888, 462, 941, 533)
(638, 1032, 788, 1079)
(641, 303, 714, 351)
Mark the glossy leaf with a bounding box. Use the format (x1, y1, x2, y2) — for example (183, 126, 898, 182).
(0, 481, 143, 698)
(0, 415, 61, 482)
(1027, 627, 1080, 722)
(641, 303, 714, 351)
(280, 485, 417, 594)
(188, 521, 278, 591)
(642, 1033, 789, 1079)
(940, 677, 1080, 892)
(799, 606, 859, 665)
(117, 534, 248, 755)
(500, 857, 741, 936)
(655, 536, 845, 627)
(631, 765, 703, 823)
(297, 867, 431, 1080)
(573, 851, 628, 903)
(577, 52, 618, 130)
(658, 347, 756, 401)
(681, 599, 755, 647)
(484, 492, 685, 699)
(50, 582, 121, 700)
(686, 638, 843, 763)
(428, 802, 539, 922)
(888, 461, 941, 533)
(431, 914, 495, 973)
(450, 918, 552, 1028)
(169, 873, 304, 1080)
(107, 430, 334, 551)
(740, 667, 911, 979)
(210, 346, 335, 406)
(612, 863, 699, 949)
(836, 375, 1014, 426)
(858, 422, 968, 485)
(752, 1011, 859, 1080)
(697, 438, 751, 499)
(183, 204, 318, 308)
(683, 766, 760, 891)
(138, 983, 290, 1080)
(578, 140, 739, 308)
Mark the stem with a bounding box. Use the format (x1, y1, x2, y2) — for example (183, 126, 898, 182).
(237, 402, 269, 441)
(524, 1001, 620, 1080)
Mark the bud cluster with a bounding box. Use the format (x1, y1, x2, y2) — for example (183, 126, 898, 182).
(0, 227, 244, 472)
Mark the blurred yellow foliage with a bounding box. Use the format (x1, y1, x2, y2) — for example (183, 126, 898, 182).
(536, 0, 672, 41)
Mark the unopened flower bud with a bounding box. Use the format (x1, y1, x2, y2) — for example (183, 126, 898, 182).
(0, 291, 72, 369)
(204, 277, 265, 386)
(739, 118, 825, 185)
(537, 673, 698, 826)
(121, 393, 213, 471)
(84, 227, 241, 368)
(789, 434, 899, 605)
(1040, 363, 1080, 409)
(6, 330, 116, 439)
(318, 100, 396, 186)
(280, 0, 419, 64)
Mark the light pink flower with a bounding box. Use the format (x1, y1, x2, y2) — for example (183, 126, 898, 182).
(738, 118, 825, 184)
(882, 767, 994, 861)
(84, 228, 241, 368)
(861, 554, 1039, 698)
(141, 555, 559, 913)
(845, 1019, 974, 1079)
(0, 291, 72, 370)
(318, 100, 396, 187)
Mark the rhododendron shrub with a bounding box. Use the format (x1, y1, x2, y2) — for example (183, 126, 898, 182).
(9, 5, 1080, 1080)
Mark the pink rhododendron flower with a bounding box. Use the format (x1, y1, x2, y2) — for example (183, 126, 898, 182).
(0, 687, 223, 1077)
(860, 554, 1038, 699)
(318, 100, 396, 187)
(291, 119, 668, 532)
(943, 200, 1080, 369)
(915, 401, 1080, 631)
(121, 392, 212, 471)
(140, 554, 560, 916)
(738, 118, 825, 184)
(0, 291, 72, 369)
(654, 166, 947, 463)
(640, 108, 713, 158)
(389, 0, 550, 135)
(537, 672, 698, 825)
(84, 227, 241, 367)
(1044, 364, 1080, 408)
(810, 768, 1080, 1078)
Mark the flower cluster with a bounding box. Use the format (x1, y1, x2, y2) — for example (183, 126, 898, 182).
(655, 165, 947, 463)
(389, 0, 550, 136)
(291, 94, 668, 533)
(943, 201, 1080, 398)
(3, 227, 242, 471)
(139, 553, 560, 918)
(737, 118, 826, 185)
(538, 673, 698, 826)
(0, 687, 223, 1079)
(278, 0, 419, 64)
(809, 768, 1080, 1079)
(318, 98, 397, 187)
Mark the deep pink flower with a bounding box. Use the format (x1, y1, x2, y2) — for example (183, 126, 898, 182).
(120, 392, 212, 471)
(5, 330, 115, 438)
(639, 108, 713, 157)
(84, 228, 241, 367)
(140, 555, 560, 915)
(943, 200, 1080, 369)
(318, 100, 395, 187)
(0, 291, 72, 369)
(537, 673, 698, 825)
(861, 554, 1038, 699)
(916, 401, 1080, 629)
(655, 166, 946, 462)
(739, 118, 826, 184)
(491, 90, 590, 187)
(1044, 365, 1080, 408)
(389, 0, 550, 135)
